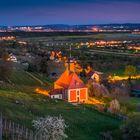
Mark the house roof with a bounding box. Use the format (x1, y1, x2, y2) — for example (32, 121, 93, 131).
(50, 89, 63, 95)
(87, 71, 103, 78)
(55, 70, 86, 89)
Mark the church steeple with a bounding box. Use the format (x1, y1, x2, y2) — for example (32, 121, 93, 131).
(67, 45, 74, 74)
(68, 45, 71, 73)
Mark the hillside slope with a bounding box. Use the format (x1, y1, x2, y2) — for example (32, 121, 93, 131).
(0, 89, 121, 140)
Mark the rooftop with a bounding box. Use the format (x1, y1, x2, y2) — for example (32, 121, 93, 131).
(55, 70, 86, 89)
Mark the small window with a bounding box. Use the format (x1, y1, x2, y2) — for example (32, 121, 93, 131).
(77, 90, 80, 96)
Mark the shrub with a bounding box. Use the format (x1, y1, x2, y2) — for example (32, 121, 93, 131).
(33, 115, 68, 140)
(109, 99, 120, 114)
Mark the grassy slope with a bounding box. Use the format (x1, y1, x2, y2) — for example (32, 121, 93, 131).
(124, 97, 140, 112)
(30, 72, 53, 86)
(0, 90, 121, 140)
(10, 70, 42, 86)
(0, 68, 122, 139)
(128, 97, 140, 105)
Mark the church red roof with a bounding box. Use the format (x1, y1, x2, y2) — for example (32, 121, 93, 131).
(55, 70, 86, 89)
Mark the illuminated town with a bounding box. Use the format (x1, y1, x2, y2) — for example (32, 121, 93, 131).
(0, 0, 140, 140)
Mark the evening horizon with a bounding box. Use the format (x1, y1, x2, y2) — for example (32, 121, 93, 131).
(0, 0, 140, 26)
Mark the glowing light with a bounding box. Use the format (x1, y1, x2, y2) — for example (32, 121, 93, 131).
(0, 36, 16, 41)
(35, 88, 49, 96)
(86, 97, 105, 105)
(109, 75, 140, 81)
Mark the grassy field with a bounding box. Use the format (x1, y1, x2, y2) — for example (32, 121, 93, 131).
(10, 69, 52, 87)
(0, 69, 53, 95)
(0, 89, 122, 140)
(10, 70, 42, 86)
(128, 97, 140, 106)
(105, 68, 124, 76)
(20, 33, 140, 41)
(125, 97, 140, 112)
(30, 72, 53, 86)
(104, 67, 140, 76)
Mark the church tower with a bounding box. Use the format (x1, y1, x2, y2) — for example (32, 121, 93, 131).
(66, 46, 75, 74)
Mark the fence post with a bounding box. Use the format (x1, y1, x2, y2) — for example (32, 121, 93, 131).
(0, 113, 2, 140)
(1, 116, 35, 140)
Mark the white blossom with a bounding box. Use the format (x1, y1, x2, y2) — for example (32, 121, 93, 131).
(33, 115, 68, 140)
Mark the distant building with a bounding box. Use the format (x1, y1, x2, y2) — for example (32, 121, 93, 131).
(91, 71, 103, 83)
(7, 53, 17, 63)
(86, 70, 103, 83)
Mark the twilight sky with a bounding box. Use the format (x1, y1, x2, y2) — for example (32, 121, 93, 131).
(0, 0, 140, 26)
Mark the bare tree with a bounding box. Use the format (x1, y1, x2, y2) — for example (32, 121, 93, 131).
(0, 50, 13, 82)
(88, 82, 109, 98)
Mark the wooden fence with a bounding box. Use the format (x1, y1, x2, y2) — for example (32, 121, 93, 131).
(0, 114, 113, 140)
(0, 115, 58, 140)
(0, 114, 33, 140)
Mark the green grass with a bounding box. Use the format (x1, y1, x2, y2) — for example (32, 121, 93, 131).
(104, 67, 140, 76)
(128, 97, 140, 106)
(105, 68, 124, 76)
(9, 69, 53, 88)
(10, 70, 42, 86)
(23, 33, 135, 40)
(30, 72, 53, 86)
(136, 79, 140, 84)
(0, 89, 122, 140)
(120, 97, 140, 113)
